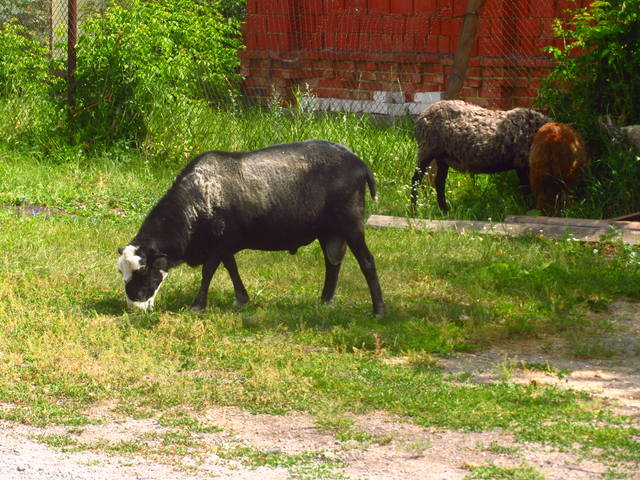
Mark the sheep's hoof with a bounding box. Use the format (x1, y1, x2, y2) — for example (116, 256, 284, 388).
(233, 299, 248, 309)
(190, 303, 206, 313)
(373, 303, 387, 319)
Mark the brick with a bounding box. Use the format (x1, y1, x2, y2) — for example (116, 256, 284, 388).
(370, 34, 395, 51)
(478, 37, 508, 56)
(266, 0, 294, 15)
(534, 1, 556, 17)
(245, 32, 259, 49)
(300, 33, 323, 49)
(391, 34, 415, 52)
(518, 17, 542, 37)
(336, 15, 362, 33)
(453, 0, 467, 16)
(356, 33, 372, 50)
(345, 0, 367, 11)
(368, 0, 390, 13)
(381, 14, 406, 34)
(429, 17, 441, 35)
(315, 15, 330, 32)
(267, 15, 294, 33)
(480, 85, 504, 98)
(359, 61, 378, 71)
(325, 0, 345, 13)
(390, 0, 414, 14)
(465, 76, 481, 87)
(437, 35, 451, 53)
(247, 14, 268, 32)
(414, 0, 438, 12)
(423, 73, 444, 84)
(437, 0, 452, 12)
(460, 86, 479, 97)
(406, 16, 431, 34)
(296, 15, 316, 32)
(441, 17, 463, 36)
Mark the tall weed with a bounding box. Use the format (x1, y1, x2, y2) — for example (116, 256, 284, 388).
(72, 0, 243, 148)
(0, 22, 65, 150)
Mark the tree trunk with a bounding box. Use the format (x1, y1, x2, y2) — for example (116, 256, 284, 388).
(444, 0, 486, 100)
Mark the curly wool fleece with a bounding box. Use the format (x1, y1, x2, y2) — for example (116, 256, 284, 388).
(414, 99, 551, 173)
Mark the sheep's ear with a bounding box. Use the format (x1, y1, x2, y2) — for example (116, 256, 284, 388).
(118, 247, 124, 255)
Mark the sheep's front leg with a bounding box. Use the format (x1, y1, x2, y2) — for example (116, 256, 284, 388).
(434, 159, 450, 212)
(191, 255, 221, 311)
(516, 167, 532, 196)
(222, 255, 249, 307)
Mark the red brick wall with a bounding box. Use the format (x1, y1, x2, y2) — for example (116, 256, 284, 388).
(240, 0, 591, 110)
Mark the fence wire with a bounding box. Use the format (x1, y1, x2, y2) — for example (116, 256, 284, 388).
(2, 0, 587, 117)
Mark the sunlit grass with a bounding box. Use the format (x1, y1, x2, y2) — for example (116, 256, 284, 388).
(0, 210, 638, 463)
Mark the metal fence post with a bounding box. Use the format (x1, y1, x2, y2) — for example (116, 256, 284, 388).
(67, 0, 77, 119)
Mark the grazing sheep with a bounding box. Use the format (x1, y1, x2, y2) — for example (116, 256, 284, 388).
(117, 140, 386, 317)
(411, 100, 551, 212)
(529, 122, 589, 215)
(598, 116, 640, 151)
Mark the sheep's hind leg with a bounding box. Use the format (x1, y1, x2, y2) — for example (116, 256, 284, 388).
(319, 235, 346, 304)
(434, 159, 450, 212)
(410, 150, 434, 208)
(344, 231, 386, 318)
(191, 255, 222, 311)
(223, 255, 249, 307)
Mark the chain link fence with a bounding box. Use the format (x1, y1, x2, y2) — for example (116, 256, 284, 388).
(2, 0, 582, 118)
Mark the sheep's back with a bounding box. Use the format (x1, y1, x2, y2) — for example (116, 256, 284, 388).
(415, 100, 550, 173)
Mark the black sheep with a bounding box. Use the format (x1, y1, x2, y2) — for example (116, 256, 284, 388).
(117, 140, 386, 317)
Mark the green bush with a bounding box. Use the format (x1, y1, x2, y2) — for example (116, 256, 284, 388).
(0, 21, 65, 150)
(73, 0, 243, 149)
(538, 0, 640, 130)
(537, 0, 640, 218)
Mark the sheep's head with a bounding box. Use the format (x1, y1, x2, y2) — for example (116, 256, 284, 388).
(117, 244, 168, 310)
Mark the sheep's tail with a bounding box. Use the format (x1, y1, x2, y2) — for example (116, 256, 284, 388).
(365, 166, 377, 200)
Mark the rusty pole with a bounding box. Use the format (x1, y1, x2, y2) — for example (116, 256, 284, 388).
(67, 0, 77, 119)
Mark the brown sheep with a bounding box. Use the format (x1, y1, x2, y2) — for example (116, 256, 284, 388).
(529, 122, 589, 215)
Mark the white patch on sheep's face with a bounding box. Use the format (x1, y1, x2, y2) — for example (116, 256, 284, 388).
(117, 244, 168, 310)
(126, 270, 168, 311)
(117, 245, 142, 283)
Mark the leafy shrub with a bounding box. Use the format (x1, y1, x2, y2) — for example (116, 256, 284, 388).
(538, 0, 640, 130)
(537, 0, 640, 218)
(0, 21, 65, 149)
(73, 0, 243, 149)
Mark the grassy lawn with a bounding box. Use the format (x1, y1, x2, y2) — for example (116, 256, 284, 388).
(1, 146, 639, 473)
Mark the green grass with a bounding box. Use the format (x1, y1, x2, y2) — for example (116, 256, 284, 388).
(1, 109, 640, 473)
(0, 106, 539, 223)
(216, 445, 348, 479)
(0, 209, 638, 464)
(464, 464, 545, 480)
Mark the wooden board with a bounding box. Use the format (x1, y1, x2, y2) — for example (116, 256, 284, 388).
(366, 215, 640, 245)
(505, 215, 640, 231)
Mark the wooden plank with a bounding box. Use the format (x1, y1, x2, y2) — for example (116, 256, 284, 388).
(367, 215, 640, 244)
(506, 215, 640, 231)
(612, 212, 640, 222)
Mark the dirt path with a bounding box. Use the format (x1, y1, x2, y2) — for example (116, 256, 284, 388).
(1, 302, 639, 480)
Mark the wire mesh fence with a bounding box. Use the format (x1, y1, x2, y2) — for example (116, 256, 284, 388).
(1, 0, 588, 119)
